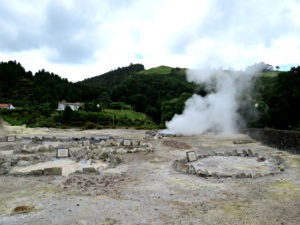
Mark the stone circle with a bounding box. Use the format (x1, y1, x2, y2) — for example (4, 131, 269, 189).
(173, 150, 285, 178)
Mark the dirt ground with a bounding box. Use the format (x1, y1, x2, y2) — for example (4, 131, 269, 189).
(0, 127, 300, 225)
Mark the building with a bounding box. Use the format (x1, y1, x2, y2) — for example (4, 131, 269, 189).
(0, 103, 15, 109)
(57, 101, 84, 111)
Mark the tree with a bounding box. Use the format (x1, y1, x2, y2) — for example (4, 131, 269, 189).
(260, 66, 300, 129)
(246, 62, 273, 72)
(62, 105, 73, 122)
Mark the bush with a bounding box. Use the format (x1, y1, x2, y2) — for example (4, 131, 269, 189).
(83, 122, 97, 130)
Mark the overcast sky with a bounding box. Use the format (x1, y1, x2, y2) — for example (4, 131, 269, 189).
(0, 0, 299, 82)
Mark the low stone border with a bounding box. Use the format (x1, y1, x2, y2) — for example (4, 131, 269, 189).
(0, 134, 153, 175)
(173, 149, 285, 179)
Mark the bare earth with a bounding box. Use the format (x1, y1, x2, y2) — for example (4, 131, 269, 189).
(0, 126, 300, 225)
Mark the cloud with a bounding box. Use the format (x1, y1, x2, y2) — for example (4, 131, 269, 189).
(0, 1, 42, 51)
(0, 0, 299, 81)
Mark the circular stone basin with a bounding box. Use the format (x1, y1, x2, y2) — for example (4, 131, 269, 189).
(188, 156, 280, 178)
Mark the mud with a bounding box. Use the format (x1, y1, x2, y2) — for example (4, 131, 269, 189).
(0, 126, 300, 225)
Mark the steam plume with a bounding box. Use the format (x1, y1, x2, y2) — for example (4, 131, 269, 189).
(165, 68, 257, 136)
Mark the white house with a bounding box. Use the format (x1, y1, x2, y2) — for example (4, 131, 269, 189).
(0, 103, 15, 109)
(57, 101, 84, 111)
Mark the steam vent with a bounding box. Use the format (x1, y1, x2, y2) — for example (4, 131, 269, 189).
(174, 149, 285, 178)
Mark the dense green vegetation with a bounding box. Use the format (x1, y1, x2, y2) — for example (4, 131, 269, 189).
(0, 60, 300, 131)
(254, 66, 300, 130)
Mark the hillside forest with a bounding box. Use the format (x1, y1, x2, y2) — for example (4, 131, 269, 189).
(0, 60, 299, 131)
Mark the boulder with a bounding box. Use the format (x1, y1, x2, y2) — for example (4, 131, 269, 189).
(21, 145, 35, 154)
(173, 160, 189, 173)
(82, 140, 90, 147)
(196, 169, 209, 177)
(188, 165, 196, 174)
(247, 149, 254, 157)
(116, 148, 127, 154)
(28, 169, 44, 176)
(38, 145, 48, 152)
(44, 167, 62, 175)
(82, 167, 97, 173)
(107, 154, 121, 168)
(231, 149, 239, 156)
(242, 149, 249, 157)
(0, 160, 11, 175)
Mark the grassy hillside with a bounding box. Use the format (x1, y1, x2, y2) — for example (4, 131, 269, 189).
(137, 65, 186, 76)
(78, 63, 145, 88)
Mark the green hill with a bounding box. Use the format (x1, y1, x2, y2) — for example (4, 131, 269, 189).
(1, 60, 299, 130)
(78, 63, 145, 88)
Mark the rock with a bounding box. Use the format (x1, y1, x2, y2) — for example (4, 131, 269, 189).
(211, 172, 222, 178)
(44, 167, 62, 175)
(196, 169, 209, 177)
(48, 145, 56, 152)
(225, 151, 232, 156)
(232, 149, 239, 156)
(79, 159, 92, 165)
(108, 139, 118, 146)
(235, 173, 247, 178)
(247, 149, 254, 157)
(0, 161, 11, 175)
(252, 173, 262, 178)
(139, 142, 154, 151)
(28, 169, 44, 176)
(98, 140, 107, 147)
(107, 154, 121, 168)
(19, 155, 34, 161)
(257, 156, 266, 162)
(188, 165, 196, 174)
(82, 140, 90, 147)
(131, 140, 139, 147)
(12, 205, 35, 214)
(173, 160, 189, 173)
(278, 164, 285, 171)
(21, 145, 35, 154)
(242, 150, 249, 157)
(32, 136, 39, 143)
(233, 138, 255, 144)
(82, 167, 97, 173)
(38, 145, 48, 152)
(116, 148, 127, 154)
(17, 160, 32, 167)
(129, 148, 146, 153)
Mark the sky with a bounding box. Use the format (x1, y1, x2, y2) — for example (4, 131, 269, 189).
(0, 0, 300, 82)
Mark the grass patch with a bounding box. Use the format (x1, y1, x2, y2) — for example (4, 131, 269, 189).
(138, 65, 173, 75)
(259, 70, 280, 77)
(138, 65, 186, 76)
(104, 109, 148, 120)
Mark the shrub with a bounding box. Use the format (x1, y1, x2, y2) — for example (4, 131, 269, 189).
(83, 122, 97, 130)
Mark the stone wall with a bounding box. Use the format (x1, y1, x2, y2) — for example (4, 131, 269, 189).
(247, 128, 300, 154)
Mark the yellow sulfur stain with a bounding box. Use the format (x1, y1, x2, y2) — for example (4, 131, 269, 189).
(268, 180, 300, 201)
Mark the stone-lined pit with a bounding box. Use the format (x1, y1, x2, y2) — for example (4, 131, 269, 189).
(174, 150, 285, 178)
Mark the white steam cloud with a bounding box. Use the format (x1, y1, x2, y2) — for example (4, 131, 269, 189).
(165, 68, 257, 136)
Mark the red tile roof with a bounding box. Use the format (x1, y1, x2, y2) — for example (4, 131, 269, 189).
(0, 104, 10, 108)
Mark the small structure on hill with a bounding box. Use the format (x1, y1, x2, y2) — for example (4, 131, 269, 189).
(57, 101, 84, 111)
(0, 103, 15, 109)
